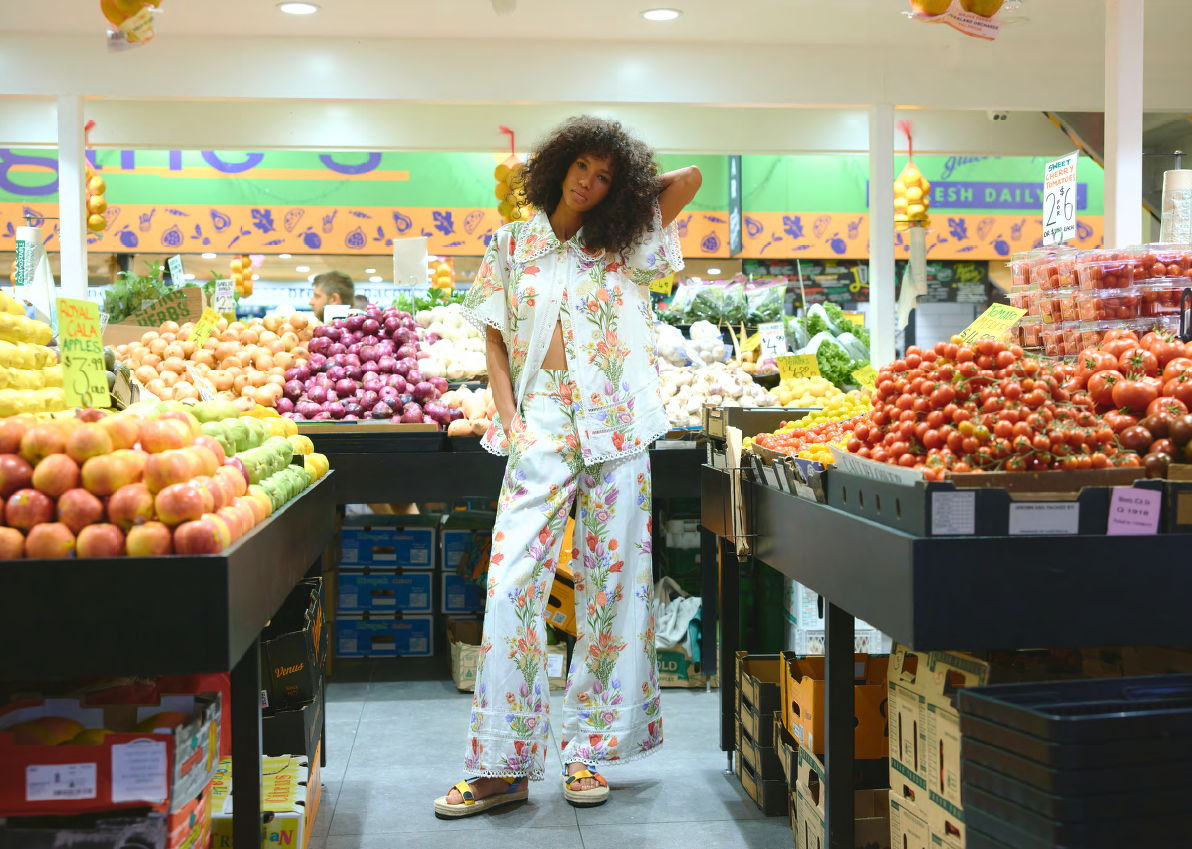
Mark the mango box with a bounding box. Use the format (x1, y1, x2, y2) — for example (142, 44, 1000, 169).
(339, 524, 435, 569)
(337, 569, 433, 614)
(441, 571, 486, 614)
(448, 618, 485, 692)
(889, 794, 931, 849)
(657, 646, 707, 688)
(794, 748, 891, 849)
(335, 614, 433, 659)
(210, 755, 308, 849)
(545, 562, 577, 638)
(260, 579, 326, 712)
(780, 652, 888, 760)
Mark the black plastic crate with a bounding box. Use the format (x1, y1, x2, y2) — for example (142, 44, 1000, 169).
(958, 674, 1192, 744)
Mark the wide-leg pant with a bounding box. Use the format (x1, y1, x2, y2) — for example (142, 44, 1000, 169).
(463, 369, 663, 780)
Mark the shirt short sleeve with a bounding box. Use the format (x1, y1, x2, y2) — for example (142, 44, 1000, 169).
(460, 231, 510, 336)
(623, 201, 685, 288)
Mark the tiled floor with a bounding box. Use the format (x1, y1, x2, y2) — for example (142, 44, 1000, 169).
(310, 661, 793, 848)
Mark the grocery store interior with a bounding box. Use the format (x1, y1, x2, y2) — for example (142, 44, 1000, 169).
(2, 1, 1192, 848)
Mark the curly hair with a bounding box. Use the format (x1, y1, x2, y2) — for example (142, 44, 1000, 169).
(521, 116, 660, 256)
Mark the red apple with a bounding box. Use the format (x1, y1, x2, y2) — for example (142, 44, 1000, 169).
(194, 476, 226, 511)
(194, 435, 227, 465)
(139, 419, 191, 453)
(99, 413, 141, 450)
(6, 488, 54, 531)
(65, 423, 113, 464)
(75, 407, 108, 423)
(216, 505, 246, 540)
(20, 423, 66, 465)
(187, 445, 220, 477)
(0, 454, 34, 498)
(77, 523, 125, 558)
(231, 499, 257, 534)
(247, 485, 273, 518)
(173, 518, 224, 554)
(108, 483, 155, 530)
(155, 482, 205, 525)
(0, 417, 30, 454)
(31, 453, 80, 498)
(236, 494, 267, 526)
(25, 522, 76, 559)
(112, 449, 146, 483)
(81, 455, 134, 497)
(225, 457, 249, 485)
(57, 488, 105, 534)
(204, 513, 233, 550)
(126, 521, 173, 556)
(144, 449, 195, 493)
(0, 527, 24, 559)
(216, 464, 248, 498)
(157, 410, 201, 439)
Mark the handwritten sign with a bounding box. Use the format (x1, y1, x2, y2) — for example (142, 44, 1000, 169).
(650, 273, 676, 296)
(956, 303, 1027, 344)
(851, 364, 878, 390)
(758, 321, 788, 359)
(1043, 150, 1079, 245)
(213, 279, 235, 315)
(187, 308, 220, 349)
(186, 366, 217, 401)
(167, 254, 186, 285)
(1107, 487, 1162, 535)
(127, 287, 205, 327)
(739, 332, 761, 353)
(777, 354, 821, 381)
(842, 311, 866, 327)
(57, 298, 111, 409)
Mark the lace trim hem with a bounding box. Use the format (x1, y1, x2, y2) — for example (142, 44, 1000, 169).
(465, 767, 546, 782)
(582, 424, 671, 467)
(560, 741, 665, 769)
(459, 304, 505, 337)
(478, 434, 509, 457)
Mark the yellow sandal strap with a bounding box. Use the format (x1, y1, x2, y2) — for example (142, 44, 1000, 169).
(565, 769, 607, 788)
(453, 781, 476, 805)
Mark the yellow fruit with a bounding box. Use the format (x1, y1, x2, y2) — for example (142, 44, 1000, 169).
(893, 179, 907, 196)
(87, 214, 107, 232)
(87, 195, 107, 215)
(288, 433, 314, 455)
(960, 0, 1004, 15)
(497, 200, 514, 219)
(229, 258, 243, 273)
(87, 175, 106, 195)
(494, 162, 512, 182)
(495, 183, 510, 202)
(905, 186, 923, 202)
(894, 197, 909, 212)
(907, 203, 926, 218)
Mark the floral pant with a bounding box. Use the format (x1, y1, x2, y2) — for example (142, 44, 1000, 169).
(464, 369, 663, 780)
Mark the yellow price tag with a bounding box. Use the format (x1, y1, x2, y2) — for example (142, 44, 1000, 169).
(649, 273, 676, 296)
(57, 298, 111, 410)
(842, 311, 866, 327)
(777, 354, 821, 381)
(740, 332, 761, 353)
(851, 364, 878, 389)
(188, 307, 221, 349)
(956, 304, 1027, 344)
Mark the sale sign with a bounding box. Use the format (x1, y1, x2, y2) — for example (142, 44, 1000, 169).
(1043, 151, 1079, 245)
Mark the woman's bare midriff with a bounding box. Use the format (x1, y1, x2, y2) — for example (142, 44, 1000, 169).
(542, 321, 568, 369)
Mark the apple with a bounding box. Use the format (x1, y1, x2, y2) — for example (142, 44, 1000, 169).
(126, 521, 173, 556)
(144, 449, 195, 493)
(112, 448, 147, 483)
(81, 455, 134, 497)
(959, 0, 1004, 15)
(231, 499, 257, 535)
(0, 453, 34, 497)
(6, 488, 53, 531)
(31, 453, 80, 498)
(193, 476, 226, 511)
(216, 506, 246, 540)
(0, 417, 30, 454)
(108, 483, 155, 530)
(194, 435, 227, 465)
(57, 488, 105, 534)
(157, 410, 201, 439)
(99, 413, 141, 450)
(225, 457, 248, 485)
(25, 522, 76, 559)
(911, 0, 952, 14)
(216, 464, 248, 498)
(173, 518, 224, 554)
(187, 445, 220, 477)
(236, 494, 267, 526)
(247, 485, 274, 518)
(139, 419, 191, 453)
(77, 523, 125, 558)
(20, 423, 66, 465)
(75, 408, 108, 424)
(204, 513, 233, 550)
(65, 423, 113, 463)
(155, 482, 206, 525)
(0, 527, 24, 559)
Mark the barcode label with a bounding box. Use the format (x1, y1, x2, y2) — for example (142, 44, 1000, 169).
(410, 593, 428, 608)
(26, 763, 97, 801)
(410, 638, 428, 653)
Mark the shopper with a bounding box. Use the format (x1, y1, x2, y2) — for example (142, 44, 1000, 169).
(307, 270, 354, 321)
(435, 116, 701, 818)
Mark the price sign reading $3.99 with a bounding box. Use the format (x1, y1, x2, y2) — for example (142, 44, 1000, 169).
(57, 298, 111, 409)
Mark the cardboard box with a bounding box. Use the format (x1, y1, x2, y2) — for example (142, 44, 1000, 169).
(441, 525, 495, 571)
(210, 756, 307, 849)
(448, 618, 485, 692)
(783, 580, 892, 656)
(780, 652, 889, 760)
(166, 781, 213, 849)
(0, 692, 221, 818)
(262, 683, 323, 769)
(888, 795, 930, 849)
(339, 524, 435, 569)
(260, 579, 326, 712)
(0, 810, 169, 848)
(736, 717, 783, 782)
(337, 569, 433, 614)
(545, 562, 576, 637)
(304, 744, 322, 849)
(335, 614, 433, 658)
(774, 711, 798, 788)
(441, 571, 486, 614)
(735, 747, 787, 817)
(657, 647, 707, 688)
(102, 286, 207, 347)
(735, 652, 782, 724)
(794, 748, 890, 849)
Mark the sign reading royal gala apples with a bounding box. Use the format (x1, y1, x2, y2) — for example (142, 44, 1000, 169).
(58, 298, 111, 409)
(1043, 151, 1080, 245)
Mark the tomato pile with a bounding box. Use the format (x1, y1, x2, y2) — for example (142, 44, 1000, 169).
(851, 337, 1146, 481)
(754, 416, 867, 464)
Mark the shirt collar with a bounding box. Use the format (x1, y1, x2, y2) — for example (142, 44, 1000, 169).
(512, 209, 604, 265)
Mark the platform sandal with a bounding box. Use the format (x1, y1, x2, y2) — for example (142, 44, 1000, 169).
(433, 776, 529, 819)
(563, 767, 609, 807)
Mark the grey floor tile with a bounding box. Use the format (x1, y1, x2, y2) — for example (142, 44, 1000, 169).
(579, 819, 792, 849)
(323, 825, 582, 849)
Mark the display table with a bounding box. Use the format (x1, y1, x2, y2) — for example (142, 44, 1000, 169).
(0, 474, 337, 848)
(700, 464, 1192, 849)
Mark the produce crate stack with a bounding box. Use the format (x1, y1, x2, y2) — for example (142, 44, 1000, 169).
(209, 754, 322, 849)
(782, 579, 892, 656)
(734, 652, 787, 816)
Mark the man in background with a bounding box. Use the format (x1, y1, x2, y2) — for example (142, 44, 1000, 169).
(353, 294, 370, 311)
(309, 271, 354, 321)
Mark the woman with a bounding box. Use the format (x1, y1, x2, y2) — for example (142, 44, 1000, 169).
(434, 116, 701, 818)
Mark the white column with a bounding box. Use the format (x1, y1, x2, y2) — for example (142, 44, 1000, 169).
(868, 104, 895, 367)
(56, 94, 87, 299)
(1104, 0, 1144, 248)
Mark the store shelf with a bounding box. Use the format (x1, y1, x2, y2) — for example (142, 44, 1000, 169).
(0, 473, 336, 679)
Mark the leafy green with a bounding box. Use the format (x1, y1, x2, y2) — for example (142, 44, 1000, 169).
(852, 323, 871, 347)
(102, 261, 172, 323)
(801, 311, 829, 339)
(687, 285, 723, 322)
(721, 282, 748, 324)
(392, 287, 464, 314)
(814, 337, 867, 390)
(747, 285, 785, 324)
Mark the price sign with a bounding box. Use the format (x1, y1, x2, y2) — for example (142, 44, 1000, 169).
(649, 273, 676, 296)
(188, 308, 220, 349)
(851, 364, 878, 390)
(1042, 150, 1079, 245)
(842, 311, 866, 327)
(758, 321, 789, 359)
(167, 254, 186, 285)
(57, 298, 111, 409)
(957, 303, 1027, 345)
(777, 354, 820, 381)
(739, 332, 761, 353)
(186, 366, 217, 401)
(213, 279, 234, 315)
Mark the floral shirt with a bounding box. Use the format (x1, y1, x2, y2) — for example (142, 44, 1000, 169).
(462, 203, 684, 465)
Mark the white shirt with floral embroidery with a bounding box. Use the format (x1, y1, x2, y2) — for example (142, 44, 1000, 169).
(462, 202, 684, 465)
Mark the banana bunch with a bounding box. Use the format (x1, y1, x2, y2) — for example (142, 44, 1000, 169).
(894, 160, 931, 232)
(230, 254, 254, 297)
(494, 156, 533, 224)
(85, 170, 107, 233)
(430, 258, 454, 291)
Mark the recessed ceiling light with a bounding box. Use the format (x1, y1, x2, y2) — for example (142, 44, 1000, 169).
(252, 274, 260, 280)
(279, 253, 292, 259)
(201, 252, 216, 260)
(364, 268, 377, 274)
(369, 276, 383, 283)
(707, 267, 722, 275)
(295, 265, 310, 273)
(277, 2, 319, 14)
(183, 273, 196, 280)
(641, 8, 681, 21)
